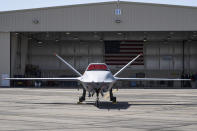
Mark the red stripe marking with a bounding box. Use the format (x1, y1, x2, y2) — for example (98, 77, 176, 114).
(88, 64, 108, 71)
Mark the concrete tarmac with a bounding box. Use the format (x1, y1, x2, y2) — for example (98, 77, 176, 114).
(0, 88, 197, 131)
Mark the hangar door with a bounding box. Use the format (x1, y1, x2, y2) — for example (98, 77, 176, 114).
(11, 34, 104, 79)
(29, 41, 104, 77)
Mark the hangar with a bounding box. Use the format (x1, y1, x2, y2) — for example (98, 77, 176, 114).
(0, 1, 197, 87)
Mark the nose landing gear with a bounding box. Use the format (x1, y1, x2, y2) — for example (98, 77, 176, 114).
(110, 89, 117, 104)
(95, 89, 100, 107)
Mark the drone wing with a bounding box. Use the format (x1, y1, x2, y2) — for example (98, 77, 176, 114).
(115, 77, 191, 81)
(5, 77, 80, 81)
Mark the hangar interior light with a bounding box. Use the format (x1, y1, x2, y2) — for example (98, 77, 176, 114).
(143, 38, 147, 42)
(13, 31, 197, 42)
(38, 41, 43, 44)
(55, 39, 59, 42)
(117, 32, 123, 35)
(73, 36, 79, 40)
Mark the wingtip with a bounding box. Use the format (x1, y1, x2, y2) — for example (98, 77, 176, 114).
(54, 53, 57, 56)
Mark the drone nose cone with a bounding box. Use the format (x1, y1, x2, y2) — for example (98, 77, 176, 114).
(81, 71, 115, 83)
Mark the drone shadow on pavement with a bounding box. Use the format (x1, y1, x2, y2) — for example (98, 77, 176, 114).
(31, 101, 197, 110)
(94, 102, 131, 110)
(32, 101, 131, 110)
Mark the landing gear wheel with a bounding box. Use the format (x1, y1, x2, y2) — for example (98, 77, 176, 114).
(95, 89, 100, 107)
(110, 89, 117, 104)
(95, 100, 100, 107)
(78, 89, 86, 104)
(111, 97, 117, 104)
(78, 96, 85, 103)
(77, 101, 82, 104)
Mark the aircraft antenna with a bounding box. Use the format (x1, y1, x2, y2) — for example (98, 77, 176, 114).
(55, 53, 82, 77)
(114, 54, 142, 77)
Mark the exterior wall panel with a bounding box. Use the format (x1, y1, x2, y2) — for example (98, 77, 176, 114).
(0, 2, 197, 31)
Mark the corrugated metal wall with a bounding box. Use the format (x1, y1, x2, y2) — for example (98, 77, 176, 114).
(145, 41, 197, 72)
(0, 2, 197, 31)
(27, 41, 103, 76)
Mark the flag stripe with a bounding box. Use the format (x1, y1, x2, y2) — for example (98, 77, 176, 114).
(119, 48, 143, 50)
(106, 52, 143, 54)
(105, 59, 144, 62)
(105, 41, 144, 66)
(105, 55, 144, 58)
(106, 63, 144, 65)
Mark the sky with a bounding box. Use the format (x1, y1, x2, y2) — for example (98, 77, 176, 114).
(0, 0, 197, 12)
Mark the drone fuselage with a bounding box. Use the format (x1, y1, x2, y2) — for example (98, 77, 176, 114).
(79, 63, 115, 93)
(80, 70, 116, 93)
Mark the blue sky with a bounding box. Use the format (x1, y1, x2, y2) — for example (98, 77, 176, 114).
(1, 0, 197, 12)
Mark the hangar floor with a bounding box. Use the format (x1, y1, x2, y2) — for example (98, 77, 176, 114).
(0, 88, 197, 131)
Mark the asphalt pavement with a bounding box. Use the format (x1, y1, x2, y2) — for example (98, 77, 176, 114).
(0, 88, 197, 131)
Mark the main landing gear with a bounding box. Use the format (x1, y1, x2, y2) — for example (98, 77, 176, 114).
(77, 88, 117, 106)
(95, 89, 117, 107)
(95, 89, 100, 107)
(110, 89, 117, 104)
(78, 88, 86, 104)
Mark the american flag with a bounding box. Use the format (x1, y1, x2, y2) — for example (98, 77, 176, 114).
(104, 41, 144, 65)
